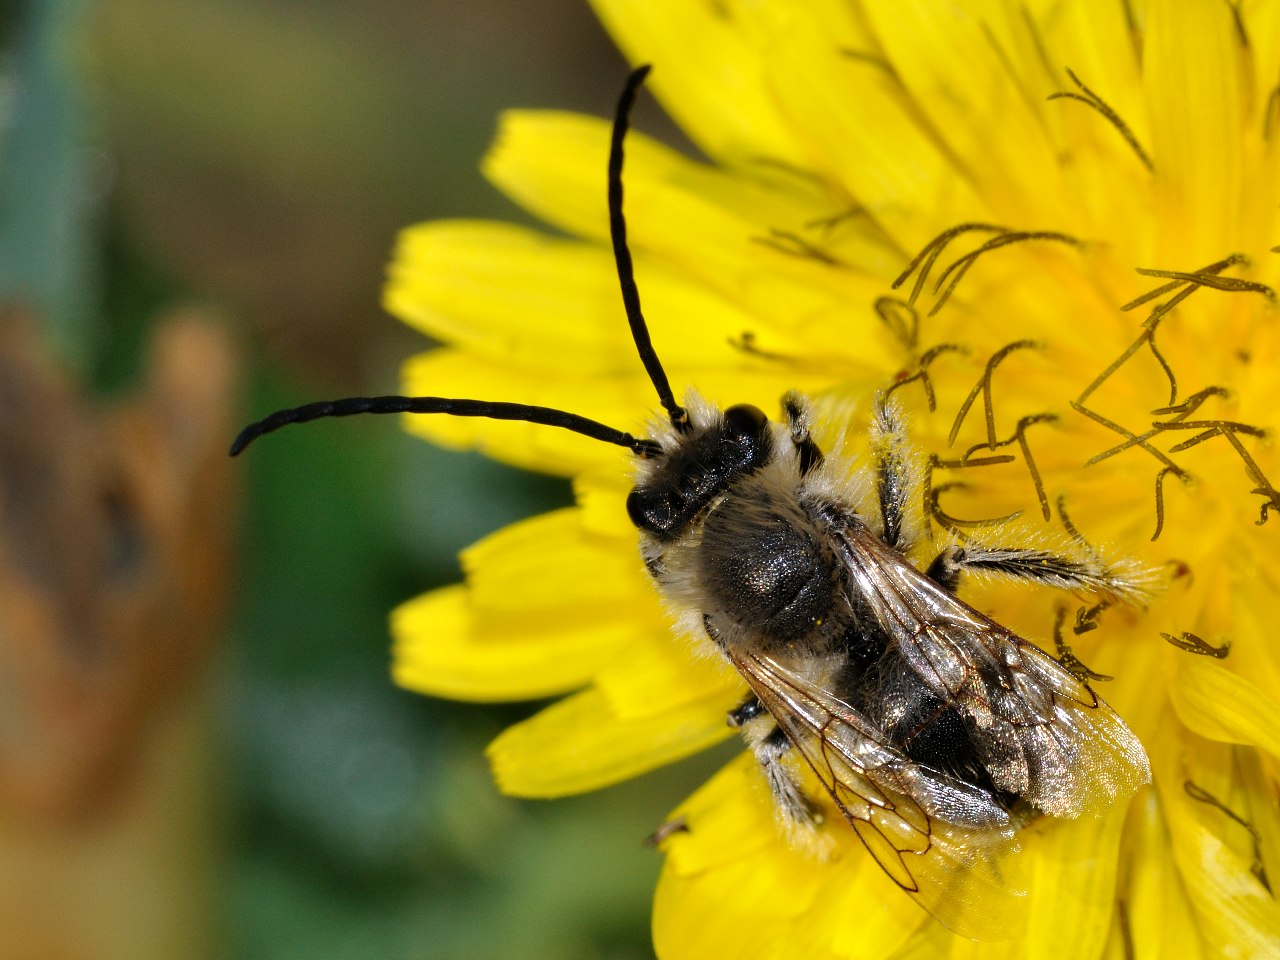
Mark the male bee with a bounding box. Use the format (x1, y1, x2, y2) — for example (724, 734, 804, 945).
(232, 66, 1151, 934)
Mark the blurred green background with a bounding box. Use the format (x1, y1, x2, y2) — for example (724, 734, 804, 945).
(0, 2, 722, 958)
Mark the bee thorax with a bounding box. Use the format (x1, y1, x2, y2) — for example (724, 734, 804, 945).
(697, 489, 838, 647)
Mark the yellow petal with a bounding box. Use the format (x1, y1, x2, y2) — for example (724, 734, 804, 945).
(386, 219, 755, 371)
(1045, 0, 1144, 125)
(1021, 800, 1130, 960)
(1036, 6, 1157, 260)
(390, 586, 631, 701)
(461, 507, 648, 616)
(574, 468, 634, 539)
(595, 632, 741, 719)
(889, 923, 955, 960)
(1144, 0, 1246, 260)
(799, 845, 922, 958)
(1124, 786, 1206, 960)
(1249, 3, 1280, 123)
(657, 753, 776, 874)
(586, 0, 810, 167)
(861, 0, 1065, 226)
(759, 7, 988, 251)
(1225, 561, 1280, 701)
(656, 753, 921, 958)
(653, 851, 817, 960)
(1171, 657, 1280, 760)
(1239, 748, 1280, 935)
(1160, 743, 1280, 951)
(487, 686, 734, 797)
(946, 803, 1127, 960)
(482, 110, 905, 351)
(653, 761, 820, 959)
(392, 509, 656, 701)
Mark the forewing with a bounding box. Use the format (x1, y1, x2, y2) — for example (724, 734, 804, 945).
(833, 525, 1151, 818)
(728, 649, 1025, 939)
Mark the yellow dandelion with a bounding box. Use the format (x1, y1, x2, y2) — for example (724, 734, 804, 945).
(334, 1, 1280, 957)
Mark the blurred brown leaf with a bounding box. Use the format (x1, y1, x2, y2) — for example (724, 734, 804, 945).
(0, 307, 238, 823)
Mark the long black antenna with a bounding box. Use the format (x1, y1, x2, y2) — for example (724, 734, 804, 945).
(230, 66, 678, 458)
(609, 65, 687, 431)
(230, 396, 659, 457)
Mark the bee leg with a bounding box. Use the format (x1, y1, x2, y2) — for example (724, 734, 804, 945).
(711, 620, 819, 826)
(925, 543, 1144, 604)
(727, 694, 764, 727)
(870, 393, 911, 550)
(752, 725, 822, 828)
(924, 544, 965, 591)
(782, 391, 824, 476)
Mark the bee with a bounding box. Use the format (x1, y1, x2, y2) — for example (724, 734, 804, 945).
(232, 65, 1151, 935)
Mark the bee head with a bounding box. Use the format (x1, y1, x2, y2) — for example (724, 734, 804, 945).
(626, 403, 772, 540)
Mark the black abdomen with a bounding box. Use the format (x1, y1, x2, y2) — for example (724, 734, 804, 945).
(842, 648, 1015, 808)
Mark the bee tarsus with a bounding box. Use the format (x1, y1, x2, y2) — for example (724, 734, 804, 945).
(726, 693, 764, 728)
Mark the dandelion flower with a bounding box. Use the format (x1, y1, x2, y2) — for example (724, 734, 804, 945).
(388, 2, 1280, 956)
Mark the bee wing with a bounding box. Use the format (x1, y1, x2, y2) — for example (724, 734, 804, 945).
(833, 524, 1150, 818)
(727, 648, 1026, 938)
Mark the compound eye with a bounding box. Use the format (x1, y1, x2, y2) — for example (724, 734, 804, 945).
(723, 404, 768, 439)
(626, 487, 674, 536)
